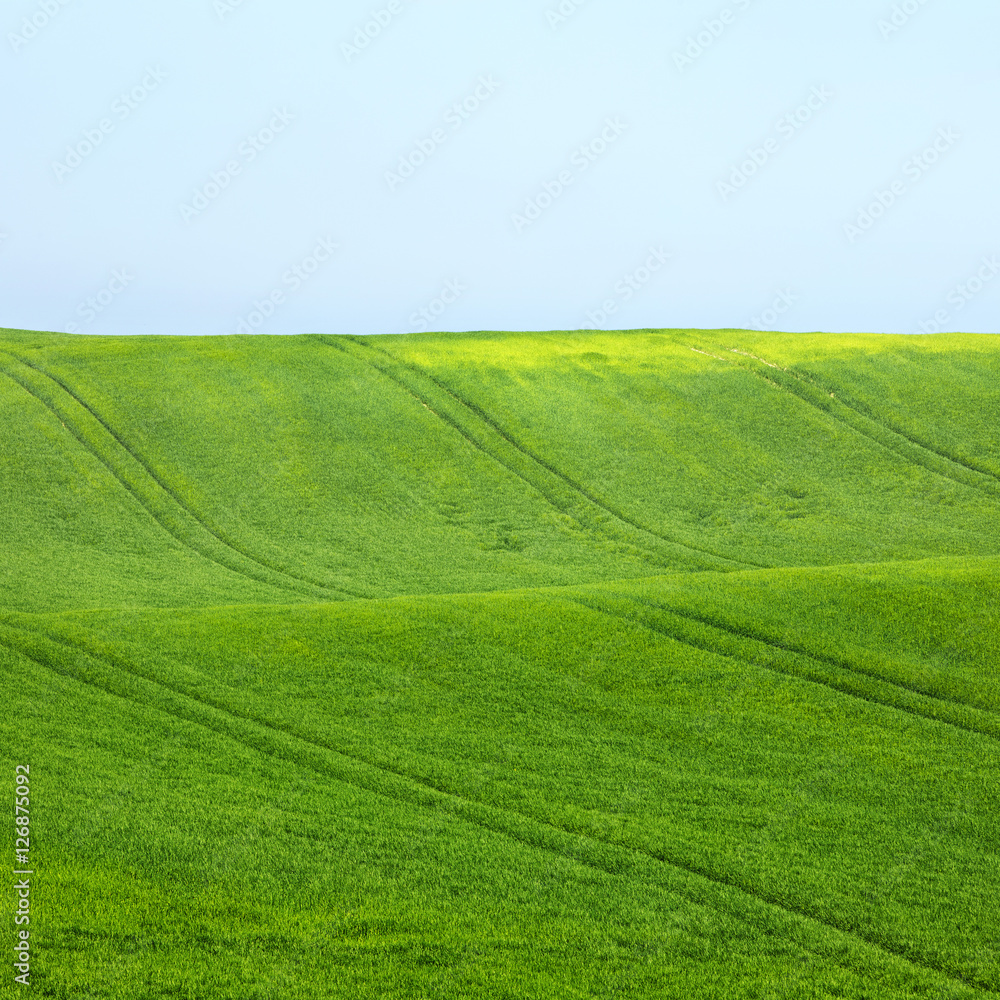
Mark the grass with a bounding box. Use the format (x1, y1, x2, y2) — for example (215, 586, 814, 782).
(1, 326, 998, 998)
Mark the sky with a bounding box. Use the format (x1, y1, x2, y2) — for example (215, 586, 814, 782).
(1, 0, 998, 337)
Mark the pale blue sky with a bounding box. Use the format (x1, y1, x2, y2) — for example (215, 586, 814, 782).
(2, 0, 998, 336)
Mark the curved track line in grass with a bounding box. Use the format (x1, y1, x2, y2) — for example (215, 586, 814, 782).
(324, 335, 767, 573)
(577, 592, 1000, 743)
(557, 594, 1000, 747)
(321, 335, 663, 562)
(779, 359, 1000, 487)
(362, 337, 772, 570)
(747, 364, 986, 497)
(1, 365, 302, 599)
(700, 341, 1000, 503)
(1, 353, 363, 601)
(319, 337, 622, 559)
(2, 623, 992, 997)
(631, 595, 1000, 721)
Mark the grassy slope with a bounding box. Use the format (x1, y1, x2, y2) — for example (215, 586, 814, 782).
(2, 327, 998, 612)
(1, 327, 998, 999)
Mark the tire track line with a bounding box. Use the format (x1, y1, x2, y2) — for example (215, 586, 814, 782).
(783, 362, 1000, 487)
(322, 335, 682, 568)
(1, 366, 307, 599)
(2, 624, 992, 996)
(5, 622, 993, 996)
(361, 337, 770, 570)
(327, 335, 766, 572)
(703, 343, 999, 502)
(557, 594, 1000, 746)
(320, 337, 613, 556)
(1, 352, 362, 600)
(630, 594, 1000, 721)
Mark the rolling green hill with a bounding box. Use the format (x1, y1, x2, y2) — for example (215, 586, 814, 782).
(2, 327, 998, 999)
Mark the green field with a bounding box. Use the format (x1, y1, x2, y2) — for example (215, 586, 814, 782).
(1, 326, 998, 998)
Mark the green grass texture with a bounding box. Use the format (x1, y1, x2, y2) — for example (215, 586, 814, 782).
(1, 326, 998, 999)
